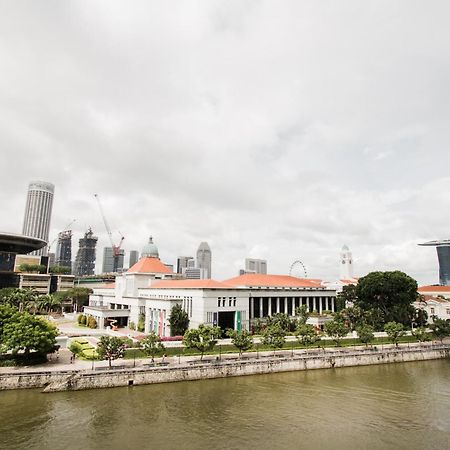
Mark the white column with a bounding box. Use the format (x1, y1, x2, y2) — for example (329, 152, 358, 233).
(144, 307, 150, 334)
(259, 298, 263, 318)
(250, 297, 254, 319)
(292, 298, 295, 316)
(276, 297, 280, 313)
(319, 297, 323, 314)
(331, 297, 335, 312)
(313, 297, 317, 312)
(268, 297, 272, 316)
(284, 297, 288, 314)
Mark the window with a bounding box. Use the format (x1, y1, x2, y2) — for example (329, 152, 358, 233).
(446, 309, 450, 315)
(218, 298, 221, 307)
(430, 308, 435, 314)
(233, 299, 236, 307)
(229, 298, 232, 307)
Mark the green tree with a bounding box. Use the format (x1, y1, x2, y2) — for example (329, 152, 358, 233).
(412, 327, 431, 343)
(266, 313, 292, 333)
(226, 329, 253, 357)
(2, 313, 58, 357)
(356, 324, 374, 347)
(295, 305, 310, 326)
(295, 323, 320, 349)
(429, 318, 450, 343)
(87, 316, 97, 329)
(141, 332, 166, 363)
(324, 317, 349, 347)
(49, 265, 71, 274)
(336, 284, 357, 311)
(342, 306, 366, 331)
(96, 336, 126, 369)
(355, 271, 417, 329)
(169, 304, 189, 336)
(0, 304, 19, 346)
(261, 323, 286, 355)
(68, 341, 83, 358)
(183, 324, 222, 360)
(384, 321, 406, 347)
(53, 287, 92, 312)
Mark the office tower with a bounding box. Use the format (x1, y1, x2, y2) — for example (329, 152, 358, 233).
(245, 258, 267, 274)
(22, 181, 55, 256)
(73, 228, 97, 276)
(340, 245, 353, 280)
(419, 240, 450, 285)
(129, 250, 139, 268)
(55, 230, 72, 270)
(177, 256, 194, 274)
(182, 266, 208, 279)
(102, 246, 125, 273)
(197, 242, 211, 279)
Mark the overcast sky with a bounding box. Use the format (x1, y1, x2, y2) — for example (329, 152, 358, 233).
(1, 1, 449, 284)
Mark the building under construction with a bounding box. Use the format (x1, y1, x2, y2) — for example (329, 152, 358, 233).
(55, 230, 72, 271)
(73, 228, 98, 276)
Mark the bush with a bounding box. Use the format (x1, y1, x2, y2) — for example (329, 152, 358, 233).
(87, 316, 97, 329)
(129, 321, 136, 331)
(78, 314, 87, 326)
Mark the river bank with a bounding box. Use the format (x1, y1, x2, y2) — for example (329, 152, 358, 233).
(0, 343, 448, 392)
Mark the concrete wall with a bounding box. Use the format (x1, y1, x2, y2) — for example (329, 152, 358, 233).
(1, 345, 448, 393)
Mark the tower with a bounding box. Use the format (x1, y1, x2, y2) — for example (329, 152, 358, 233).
(196, 242, 212, 279)
(22, 181, 55, 256)
(73, 228, 98, 276)
(419, 240, 450, 285)
(55, 230, 72, 270)
(102, 247, 124, 273)
(340, 245, 353, 280)
(129, 250, 139, 268)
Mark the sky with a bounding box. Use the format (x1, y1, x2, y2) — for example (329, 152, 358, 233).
(1, 0, 450, 284)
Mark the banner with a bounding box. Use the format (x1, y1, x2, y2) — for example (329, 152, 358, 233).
(236, 311, 242, 331)
(213, 312, 218, 327)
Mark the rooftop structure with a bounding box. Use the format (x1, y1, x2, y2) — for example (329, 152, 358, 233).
(0, 232, 47, 254)
(419, 240, 450, 285)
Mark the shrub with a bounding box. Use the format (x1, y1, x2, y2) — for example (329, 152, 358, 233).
(129, 321, 136, 331)
(87, 316, 97, 329)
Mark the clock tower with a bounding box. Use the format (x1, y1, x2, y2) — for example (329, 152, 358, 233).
(340, 245, 353, 280)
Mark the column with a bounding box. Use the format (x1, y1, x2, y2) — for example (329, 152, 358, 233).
(276, 297, 280, 313)
(268, 297, 272, 316)
(325, 297, 329, 311)
(331, 297, 335, 312)
(319, 297, 323, 314)
(284, 297, 288, 314)
(259, 298, 263, 318)
(313, 297, 317, 312)
(291, 298, 295, 316)
(144, 307, 150, 334)
(250, 297, 254, 319)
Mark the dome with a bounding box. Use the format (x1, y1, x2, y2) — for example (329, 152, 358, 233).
(342, 245, 349, 251)
(141, 236, 159, 258)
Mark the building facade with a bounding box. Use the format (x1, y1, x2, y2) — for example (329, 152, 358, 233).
(102, 247, 125, 273)
(177, 256, 194, 274)
(22, 181, 55, 256)
(129, 250, 139, 268)
(55, 230, 72, 270)
(419, 240, 450, 285)
(243, 258, 267, 274)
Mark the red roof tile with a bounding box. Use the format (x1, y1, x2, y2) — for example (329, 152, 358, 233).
(149, 279, 233, 289)
(127, 257, 173, 274)
(224, 274, 323, 288)
(418, 285, 450, 293)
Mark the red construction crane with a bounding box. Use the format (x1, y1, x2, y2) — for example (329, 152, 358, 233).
(94, 194, 125, 272)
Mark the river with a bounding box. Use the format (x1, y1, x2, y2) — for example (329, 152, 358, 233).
(1, 359, 450, 450)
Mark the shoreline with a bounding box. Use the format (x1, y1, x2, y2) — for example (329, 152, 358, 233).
(1, 343, 448, 393)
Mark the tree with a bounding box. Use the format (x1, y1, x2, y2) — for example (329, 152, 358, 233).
(87, 316, 97, 329)
(295, 323, 320, 349)
(384, 322, 406, 347)
(141, 332, 166, 363)
(226, 329, 253, 357)
(96, 336, 126, 368)
(169, 304, 189, 336)
(355, 271, 417, 329)
(412, 327, 431, 344)
(356, 324, 374, 347)
(2, 313, 58, 357)
(183, 324, 222, 360)
(295, 305, 310, 326)
(341, 306, 366, 331)
(429, 318, 450, 343)
(0, 304, 19, 345)
(266, 313, 292, 333)
(54, 287, 92, 312)
(49, 265, 71, 274)
(336, 284, 357, 311)
(324, 317, 349, 347)
(68, 341, 83, 358)
(0, 288, 38, 313)
(261, 323, 286, 355)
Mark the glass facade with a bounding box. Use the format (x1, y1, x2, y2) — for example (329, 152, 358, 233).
(437, 246, 450, 286)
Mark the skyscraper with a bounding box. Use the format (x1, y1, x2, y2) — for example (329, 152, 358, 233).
(340, 245, 353, 280)
(73, 228, 98, 276)
(177, 256, 194, 274)
(419, 240, 450, 285)
(102, 247, 125, 273)
(55, 230, 72, 270)
(129, 250, 139, 268)
(22, 181, 55, 256)
(244, 258, 267, 274)
(196, 242, 212, 279)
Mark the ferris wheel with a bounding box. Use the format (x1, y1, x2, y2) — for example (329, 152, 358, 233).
(289, 260, 308, 278)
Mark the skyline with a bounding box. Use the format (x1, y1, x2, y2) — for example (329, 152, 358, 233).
(1, 2, 450, 284)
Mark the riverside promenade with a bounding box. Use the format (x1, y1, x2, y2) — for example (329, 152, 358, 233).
(1, 342, 448, 392)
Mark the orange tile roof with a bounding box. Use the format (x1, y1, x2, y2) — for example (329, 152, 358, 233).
(103, 283, 115, 289)
(224, 274, 324, 288)
(149, 279, 233, 289)
(127, 257, 173, 274)
(340, 279, 358, 285)
(420, 295, 449, 303)
(418, 285, 450, 292)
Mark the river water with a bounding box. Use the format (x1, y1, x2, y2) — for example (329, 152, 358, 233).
(1, 360, 450, 450)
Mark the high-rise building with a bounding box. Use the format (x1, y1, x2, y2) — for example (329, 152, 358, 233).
(73, 228, 97, 276)
(244, 258, 267, 274)
(340, 245, 353, 280)
(129, 250, 139, 268)
(419, 240, 450, 285)
(177, 256, 194, 274)
(197, 242, 212, 279)
(102, 246, 125, 273)
(22, 181, 55, 256)
(182, 266, 208, 279)
(55, 230, 72, 270)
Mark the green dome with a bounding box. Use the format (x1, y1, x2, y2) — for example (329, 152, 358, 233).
(142, 236, 159, 258)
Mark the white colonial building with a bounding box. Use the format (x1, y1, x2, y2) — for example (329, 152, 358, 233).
(84, 239, 337, 336)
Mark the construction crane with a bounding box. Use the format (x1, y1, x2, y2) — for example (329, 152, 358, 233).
(94, 193, 125, 273)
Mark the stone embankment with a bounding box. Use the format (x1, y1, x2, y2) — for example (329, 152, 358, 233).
(0, 344, 448, 393)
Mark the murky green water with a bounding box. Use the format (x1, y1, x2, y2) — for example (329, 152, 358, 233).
(1, 360, 450, 450)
